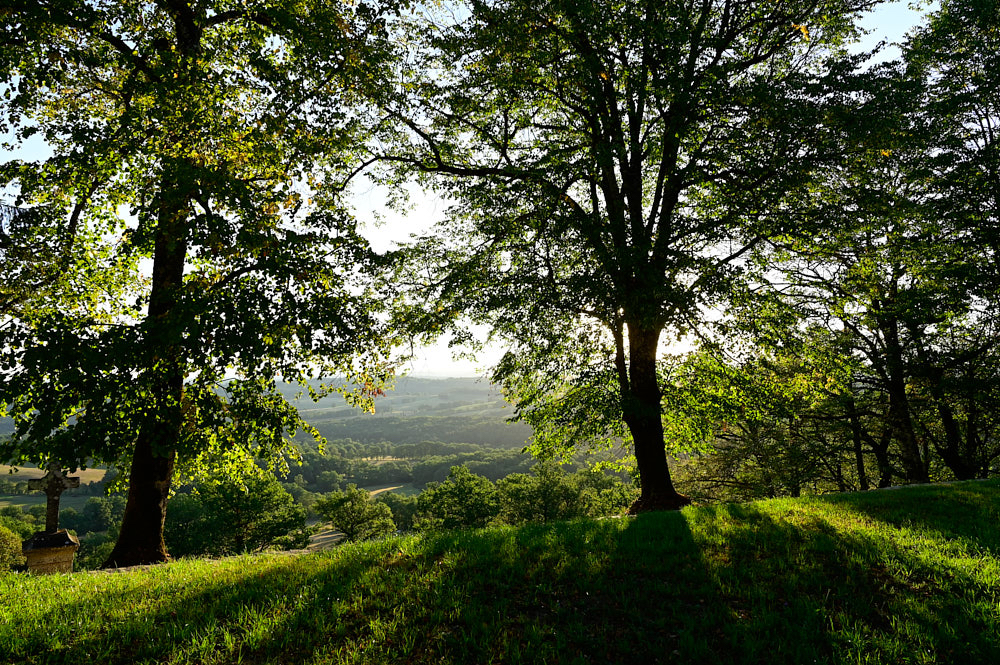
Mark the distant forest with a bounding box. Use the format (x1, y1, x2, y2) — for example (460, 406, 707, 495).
(0, 376, 531, 450)
(281, 376, 532, 449)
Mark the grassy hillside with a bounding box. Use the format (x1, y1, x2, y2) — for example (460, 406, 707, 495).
(2, 480, 998, 665)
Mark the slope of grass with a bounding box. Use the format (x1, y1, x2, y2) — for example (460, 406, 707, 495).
(2, 480, 998, 665)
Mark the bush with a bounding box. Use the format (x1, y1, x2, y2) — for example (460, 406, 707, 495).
(498, 461, 585, 524)
(0, 511, 34, 539)
(0, 524, 25, 571)
(74, 533, 116, 571)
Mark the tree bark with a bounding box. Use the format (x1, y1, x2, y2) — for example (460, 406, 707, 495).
(844, 393, 870, 491)
(880, 310, 929, 483)
(104, 170, 190, 568)
(909, 330, 979, 480)
(104, 432, 177, 567)
(103, 4, 202, 568)
(872, 427, 895, 488)
(619, 322, 690, 513)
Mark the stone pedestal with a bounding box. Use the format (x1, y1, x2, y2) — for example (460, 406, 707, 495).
(22, 530, 80, 575)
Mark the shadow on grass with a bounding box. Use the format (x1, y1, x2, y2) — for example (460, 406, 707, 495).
(6, 490, 999, 665)
(5, 516, 731, 665)
(239, 515, 733, 664)
(688, 501, 1000, 664)
(808, 478, 1000, 554)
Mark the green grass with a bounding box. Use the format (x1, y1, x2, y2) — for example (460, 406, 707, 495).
(2, 480, 998, 664)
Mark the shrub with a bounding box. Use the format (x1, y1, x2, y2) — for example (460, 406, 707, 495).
(0, 524, 25, 571)
(375, 492, 419, 531)
(0, 511, 34, 539)
(165, 474, 307, 557)
(74, 533, 116, 571)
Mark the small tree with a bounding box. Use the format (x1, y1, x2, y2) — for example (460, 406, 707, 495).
(315, 485, 395, 542)
(375, 492, 419, 532)
(496, 461, 584, 525)
(413, 466, 499, 531)
(165, 474, 307, 557)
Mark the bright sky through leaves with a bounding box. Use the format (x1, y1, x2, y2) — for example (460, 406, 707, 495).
(0, 1, 933, 378)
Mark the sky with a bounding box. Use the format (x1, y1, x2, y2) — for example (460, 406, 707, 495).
(2, 1, 934, 379)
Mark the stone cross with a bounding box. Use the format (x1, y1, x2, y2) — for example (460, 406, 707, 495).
(27, 464, 80, 533)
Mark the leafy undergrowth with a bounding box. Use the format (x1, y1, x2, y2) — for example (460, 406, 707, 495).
(2, 480, 998, 665)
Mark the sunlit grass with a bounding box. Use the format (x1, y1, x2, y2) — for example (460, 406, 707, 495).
(2, 479, 998, 664)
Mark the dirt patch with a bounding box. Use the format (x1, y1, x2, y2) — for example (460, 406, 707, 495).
(307, 526, 344, 551)
(366, 485, 403, 497)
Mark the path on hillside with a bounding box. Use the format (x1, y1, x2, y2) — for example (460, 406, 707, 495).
(304, 485, 405, 551)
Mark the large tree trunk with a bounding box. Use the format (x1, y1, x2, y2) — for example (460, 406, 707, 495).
(909, 331, 979, 480)
(104, 6, 202, 567)
(618, 322, 690, 513)
(104, 172, 190, 568)
(104, 431, 178, 567)
(880, 311, 929, 484)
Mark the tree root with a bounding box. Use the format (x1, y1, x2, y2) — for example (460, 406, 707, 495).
(627, 492, 692, 514)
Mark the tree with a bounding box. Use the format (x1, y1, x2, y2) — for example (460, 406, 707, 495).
(165, 473, 308, 556)
(0, 524, 25, 572)
(747, 9, 1000, 484)
(314, 484, 395, 542)
(0, 0, 401, 566)
(413, 465, 498, 530)
(374, 491, 418, 531)
(495, 460, 583, 524)
(901, 0, 1000, 479)
(663, 343, 881, 501)
(390, 0, 877, 511)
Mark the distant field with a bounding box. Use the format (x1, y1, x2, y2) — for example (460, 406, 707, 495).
(0, 465, 107, 484)
(0, 493, 94, 512)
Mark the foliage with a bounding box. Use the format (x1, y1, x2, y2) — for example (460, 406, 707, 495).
(60, 495, 128, 536)
(2, 480, 998, 663)
(0, 509, 36, 540)
(0, 0, 403, 564)
(408, 461, 634, 530)
(314, 485, 396, 542)
(413, 466, 499, 531)
(724, 0, 1000, 490)
(74, 534, 118, 572)
(496, 461, 587, 524)
(390, 0, 877, 509)
(0, 524, 24, 572)
(374, 492, 419, 532)
(164, 474, 308, 557)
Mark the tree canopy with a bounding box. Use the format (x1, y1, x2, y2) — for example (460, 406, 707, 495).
(387, 0, 879, 510)
(0, 0, 403, 565)
(1, 0, 996, 569)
